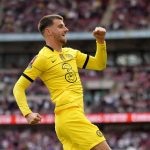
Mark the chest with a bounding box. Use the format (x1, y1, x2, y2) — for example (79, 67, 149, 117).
(41, 52, 79, 82)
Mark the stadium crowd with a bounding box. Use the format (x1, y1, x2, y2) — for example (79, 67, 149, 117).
(0, 128, 150, 150)
(83, 66, 150, 113)
(0, 128, 62, 150)
(0, 0, 108, 32)
(0, 65, 149, 115)
(109, 0, 150, 30)
(0, 0, 149, 33)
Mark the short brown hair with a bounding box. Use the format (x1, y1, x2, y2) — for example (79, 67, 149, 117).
(38, 14, 63, 34)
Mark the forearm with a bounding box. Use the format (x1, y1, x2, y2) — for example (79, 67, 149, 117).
(13, 76, 32, 116)
(86, 41, 107, 70)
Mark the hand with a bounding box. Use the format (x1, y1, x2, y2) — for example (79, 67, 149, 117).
(93, 27, 106, 44)
(25, 113, 42, 124)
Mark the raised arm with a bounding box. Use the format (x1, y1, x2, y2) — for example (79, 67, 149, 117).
(86, 27, 107, 70)
(76, 27, 107, 70)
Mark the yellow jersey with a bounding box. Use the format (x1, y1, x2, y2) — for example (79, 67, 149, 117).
(13, 42, 107, 116)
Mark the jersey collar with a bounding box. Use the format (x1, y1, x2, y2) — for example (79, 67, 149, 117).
(45, 45, 54, 51)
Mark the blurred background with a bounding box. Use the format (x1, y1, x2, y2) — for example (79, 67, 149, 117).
(0, 0, 150, 150)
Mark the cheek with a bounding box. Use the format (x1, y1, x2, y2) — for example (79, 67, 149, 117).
(51, 30, 62, 40)
(52, 31, 59, 38)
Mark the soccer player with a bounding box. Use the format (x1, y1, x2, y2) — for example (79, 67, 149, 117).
(13, 14, 111, 150)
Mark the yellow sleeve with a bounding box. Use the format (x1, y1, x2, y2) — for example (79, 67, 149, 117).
(13, 54, 48, 116)
(86, 41, 107, 70)
(13, 76, 32, 116)
(76, 41, 107, 70)
(76, 50, 88, 68)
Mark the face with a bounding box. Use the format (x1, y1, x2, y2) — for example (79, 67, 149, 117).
(46, 19, 69, 45)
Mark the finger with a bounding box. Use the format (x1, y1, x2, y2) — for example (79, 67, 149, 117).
(34, 113, 42, 119)
(34, 117, 41, 122)
(30, 121, 38, 125)
(31, 119, 41, 124)
(29, 116, 41, 124)
(94, 32, 105, 38)
(93, 31, 100, 36)
(37, 114, 42, 119)
(95, 30, 106, 34)
(93, 30, 104, 35)
(94, 28, 106, 33)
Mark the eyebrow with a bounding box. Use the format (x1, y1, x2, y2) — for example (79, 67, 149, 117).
(58, 23, 65, 27)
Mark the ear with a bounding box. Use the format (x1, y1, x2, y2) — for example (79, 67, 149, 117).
(45, 28, 52, 36)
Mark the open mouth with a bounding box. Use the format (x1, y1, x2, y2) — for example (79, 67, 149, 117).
(62, 34, 66, 37)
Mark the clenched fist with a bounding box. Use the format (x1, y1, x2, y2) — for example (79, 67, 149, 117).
(93, 27, 106, 44)
(25, 112, 42, 124)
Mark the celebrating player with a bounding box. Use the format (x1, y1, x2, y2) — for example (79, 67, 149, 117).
(13, 14, 111, 150)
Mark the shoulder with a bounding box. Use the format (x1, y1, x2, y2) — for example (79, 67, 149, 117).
(38, 46, 54, 59)
(30, 47, 50, 68)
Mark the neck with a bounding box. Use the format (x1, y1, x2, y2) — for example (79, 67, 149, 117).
(46, 39, 62, 52)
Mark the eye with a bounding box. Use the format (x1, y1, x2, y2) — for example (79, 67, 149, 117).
(58, 24, 63, 28)
(58, 23, 66, 29)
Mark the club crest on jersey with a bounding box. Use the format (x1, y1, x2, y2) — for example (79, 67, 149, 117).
(59, 54, 65, 61)
(65, 54, 73, 59)
(96, 130, 103, 137)
(28, 55, 37, 69)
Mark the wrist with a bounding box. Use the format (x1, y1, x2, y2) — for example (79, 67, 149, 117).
(96, 39, 105, 44)
(25, 113, 32, 118)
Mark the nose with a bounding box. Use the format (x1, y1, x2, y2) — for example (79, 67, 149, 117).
(65, 26, 69, 32)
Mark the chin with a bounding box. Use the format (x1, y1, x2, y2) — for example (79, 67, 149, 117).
(61, 38, 67, 45)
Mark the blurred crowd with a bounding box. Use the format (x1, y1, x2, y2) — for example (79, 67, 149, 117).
(82, 66, 150, 113)
(0, 128, 62, 150)
(0, 65, 149, 115)
(0, 0, 108, 32)
(106, 130, 150, 150)
(0, 127, 150, 150)
(0, 0, 149, 33)
(109, 0, 150, 30)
